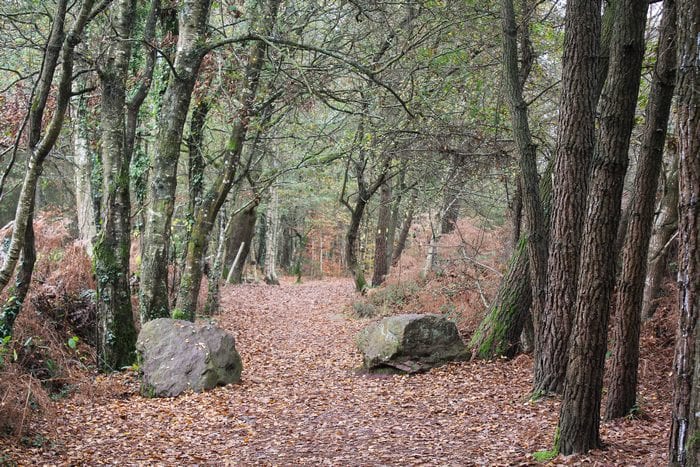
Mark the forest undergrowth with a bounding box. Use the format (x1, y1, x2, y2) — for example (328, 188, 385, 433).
(0, 218, 675, 465)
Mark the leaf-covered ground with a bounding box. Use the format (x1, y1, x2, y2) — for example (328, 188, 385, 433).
(4, 278, 670, 465)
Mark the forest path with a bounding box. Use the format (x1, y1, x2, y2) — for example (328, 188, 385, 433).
(14, 278, 666, 465)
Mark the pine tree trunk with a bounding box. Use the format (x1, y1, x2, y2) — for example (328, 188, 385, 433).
(469, 237, 532, 358)
(534, 0, 601, 395)
(385, 166, 405, 271)
(203, 213, 226, 316)
(346, 201, 368, 291)
(605, 0, 676, 420)
(668, 0, 699, 462)
(642, 150, 679, 320)
(139, 0, 212, 322)
(558, 0, 647, 453)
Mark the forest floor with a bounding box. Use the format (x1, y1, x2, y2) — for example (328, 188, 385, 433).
(3, 277, 671, 465)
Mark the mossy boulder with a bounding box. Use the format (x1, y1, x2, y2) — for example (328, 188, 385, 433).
(136, 318, 242, 397)
(357, 314, 470, 373)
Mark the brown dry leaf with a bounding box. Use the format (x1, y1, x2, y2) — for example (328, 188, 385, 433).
(2, 277, 671, 465)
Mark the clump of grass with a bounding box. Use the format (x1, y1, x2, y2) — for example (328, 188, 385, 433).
(352, 301, 377, 318)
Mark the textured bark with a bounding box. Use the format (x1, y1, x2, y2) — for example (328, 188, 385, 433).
(372, 180, 392, 286)
(95, 0, 142, 371)
(534, 0, 601, 395)
(605, 0, 677, 420)
(342, 143, 389, 291)
(668, 0, 700, 462)
(469, 237, 532, 359)
(510, 178, 523, 250)
(558, 0, 647, 454)
(345, 201, 368, 290)
(500, 0, 548, 338)
(139, 0, 212, 322)
(440, 184, 460, 235)
(642, 150, 679, 320)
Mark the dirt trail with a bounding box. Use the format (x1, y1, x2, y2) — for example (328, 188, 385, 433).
(5, 278, 667, 465)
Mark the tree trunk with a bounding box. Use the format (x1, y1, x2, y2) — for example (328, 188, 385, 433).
(224, 203, 258, 284)
(0, 204, 35, 340)
(372, 179, 392, 286)
(642, 149, 679, 320)
(469, 160, 552, 359)
(345, 202, 367, 291)
(500, 0, 548, 347)
(94, 0, 140, 371)
(73, 94, 96, 256)
(392, 188, 416, 266)
(534, 0, 601, 395)
(469, 237, 532, 358)
(139, 0, 212, 322)
(0, 0, 95, 297)
(175, 0, 280, 317)
(203, 212, 226, 316)
(605, 0, 677, 420)
(668, 0, 699, 462)
(423, 212, 441, 275)
(385, 166, 405, 271)
(440, 183, 460, 235)
(558, 0, 647, 453)
(264, 185, 280, 285)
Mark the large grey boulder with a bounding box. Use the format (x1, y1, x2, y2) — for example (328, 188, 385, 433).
(357, 314, 470, 373)
(136, 318, 242, 397)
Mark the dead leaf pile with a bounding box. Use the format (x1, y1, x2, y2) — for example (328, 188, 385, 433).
(2, 278, 670, 465)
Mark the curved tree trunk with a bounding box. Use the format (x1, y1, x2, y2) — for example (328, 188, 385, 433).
(558, 0, 647, 453)
(0, 0, 97, 340)
(469, 237, 532, 358)
(175, 0, 280, 317)
(605, 0, 676, 420)
(500, 0, 548, 344)
(0, 0, 93, 296)
(0, 204, 35, 340)
(469, 160, 552, 359)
